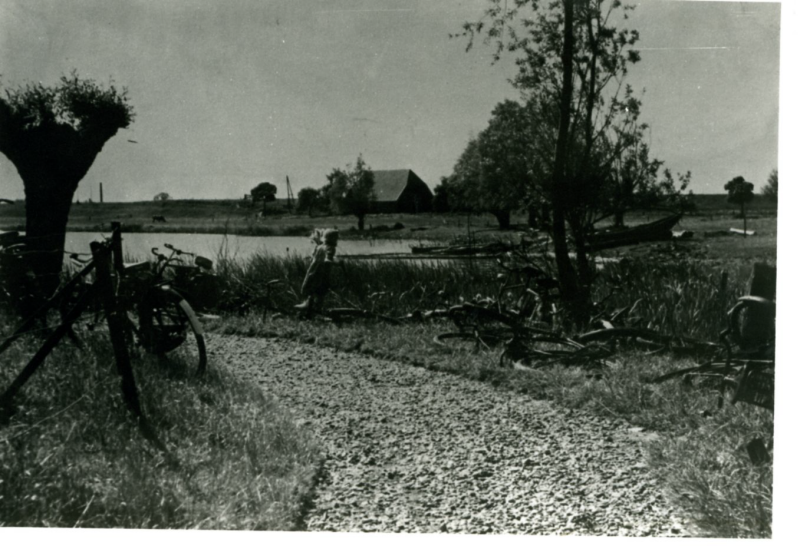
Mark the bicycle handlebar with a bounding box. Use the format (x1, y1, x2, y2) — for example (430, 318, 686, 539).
(164, 243, 195, 257)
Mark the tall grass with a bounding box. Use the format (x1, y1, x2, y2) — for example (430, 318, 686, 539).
(648, 403, 773, 538)
(214, 249, 501, 317)
(595, 257, 753, 340)
(0, 330, 321, 529)
(213, 246, 755, 342)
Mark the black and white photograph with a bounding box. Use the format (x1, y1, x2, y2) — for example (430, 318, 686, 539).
(0, 0, 790, 541)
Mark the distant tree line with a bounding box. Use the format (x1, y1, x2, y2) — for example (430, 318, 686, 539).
(252, 155, 376, 229)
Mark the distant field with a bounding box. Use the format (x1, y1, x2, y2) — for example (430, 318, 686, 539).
(687, 193, 778, 212)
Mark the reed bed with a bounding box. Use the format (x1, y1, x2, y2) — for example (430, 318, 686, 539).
(213, 245, 754, 342)
(214, 249, 501, 319)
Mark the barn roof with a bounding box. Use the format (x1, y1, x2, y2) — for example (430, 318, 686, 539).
(371, 169, 433, 202)
(372, 170, 413, 202)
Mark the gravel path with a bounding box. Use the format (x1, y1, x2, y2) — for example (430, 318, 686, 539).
(208, 333, 691, 536)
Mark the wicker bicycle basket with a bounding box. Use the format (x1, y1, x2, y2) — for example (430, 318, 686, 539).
(733, 363, 774, 410)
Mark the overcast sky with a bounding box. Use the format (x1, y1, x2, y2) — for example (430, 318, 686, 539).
(0, 0, 783, 201)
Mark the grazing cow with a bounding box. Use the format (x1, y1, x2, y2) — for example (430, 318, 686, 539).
(152, 215, 167, 223)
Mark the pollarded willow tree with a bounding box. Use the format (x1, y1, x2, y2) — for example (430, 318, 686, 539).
(459, 0, 687, 324)
(0, 73, 134, 299)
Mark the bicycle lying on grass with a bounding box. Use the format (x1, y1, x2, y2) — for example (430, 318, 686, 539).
(433, 261, 775, 411)
(432, 257, 630, 371)
(433, 302, 610, 370)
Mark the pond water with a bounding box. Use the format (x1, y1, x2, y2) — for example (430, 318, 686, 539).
(63, 232, 422, 261)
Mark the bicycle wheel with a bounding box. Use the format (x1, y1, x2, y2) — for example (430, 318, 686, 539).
(649, 361, 736, 384)
(434, 330, 508, 352)
(134, 286, 207, 376)
(499, 334, 581, 369)
(448, 304, 515, 332)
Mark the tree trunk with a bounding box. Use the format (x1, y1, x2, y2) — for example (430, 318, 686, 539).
(493, 210, 512, 230)
(527, 206, 538, 229)
(23, 174, 77, 300)
(613, 209, 625, 228)
(571, 224, 593, 327)
(550, 0, 583, 327)
(357, 214, 365, 231)
(742, 202, 747, 237)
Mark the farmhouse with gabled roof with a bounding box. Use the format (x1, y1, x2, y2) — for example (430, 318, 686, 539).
(371, 169, 433, 213)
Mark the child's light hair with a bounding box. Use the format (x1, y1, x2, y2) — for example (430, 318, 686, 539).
(310, 228, 338, 246)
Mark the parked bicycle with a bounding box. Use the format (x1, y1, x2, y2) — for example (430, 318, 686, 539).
(59, 239, 212, 374)
(0, 224, 215, 448)
(0, 225, 211, 378)
(649, 294, 775, 410)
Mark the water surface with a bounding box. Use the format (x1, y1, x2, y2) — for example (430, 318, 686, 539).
(64, 232, 420, 261)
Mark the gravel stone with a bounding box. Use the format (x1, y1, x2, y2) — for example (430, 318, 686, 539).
(208, 334, 692, 536)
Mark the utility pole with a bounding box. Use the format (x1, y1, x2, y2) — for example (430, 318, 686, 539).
(286, 175, 295, 210)
(99, 183, 104, 204)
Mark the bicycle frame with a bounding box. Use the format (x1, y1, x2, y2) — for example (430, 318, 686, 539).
(0, 224, 169, 450)
(0, 232, 125, 415)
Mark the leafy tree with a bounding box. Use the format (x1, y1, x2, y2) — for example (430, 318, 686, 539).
(296, 187, 322, 217)
(153, 192, 171, 202)
(459, 0, 655, 324)
(0, 72, 134, 299)
(725, 175, 755, 236)
(250, 181, 277, 214)
(444, 138, 480, 215)
(761, 169, 777, 202)
(325, 155, 375, 230)
(432, 177, 452, 213)
(604, 122, 692, 227)
(448, 100, 536, 229)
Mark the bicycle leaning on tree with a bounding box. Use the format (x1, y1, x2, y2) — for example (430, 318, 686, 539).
(0, 223, 215, 428)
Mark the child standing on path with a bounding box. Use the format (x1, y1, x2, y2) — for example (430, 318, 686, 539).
(295, 228, 338, 317)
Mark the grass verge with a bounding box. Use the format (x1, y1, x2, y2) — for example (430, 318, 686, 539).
(0, 330, 322, 529)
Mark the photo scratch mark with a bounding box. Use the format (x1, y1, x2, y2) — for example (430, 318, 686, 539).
(314, 9, 415, 14)
(638, 46, 734, 51)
